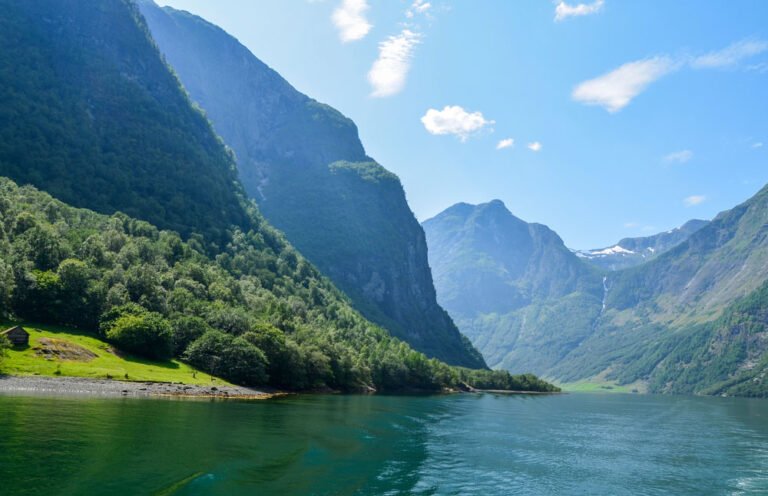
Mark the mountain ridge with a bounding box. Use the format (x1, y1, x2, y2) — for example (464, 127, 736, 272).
(139, 1, 485, 368)
(576, 219, 709, 271)
(424, 187, 768, 396)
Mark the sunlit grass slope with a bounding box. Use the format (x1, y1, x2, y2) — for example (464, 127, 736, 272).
(0, 323, 223, 385)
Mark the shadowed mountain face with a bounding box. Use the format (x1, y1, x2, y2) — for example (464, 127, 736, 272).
(0, 0, 249, 247)
(138, 1, 485, 368)
(576, 219, 709, 271)
(425, 189, 768, 396)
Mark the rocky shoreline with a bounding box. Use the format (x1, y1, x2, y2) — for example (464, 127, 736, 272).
(0, 375, 282, 400)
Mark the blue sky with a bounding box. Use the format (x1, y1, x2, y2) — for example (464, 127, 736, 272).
(156, 0, 768, 249)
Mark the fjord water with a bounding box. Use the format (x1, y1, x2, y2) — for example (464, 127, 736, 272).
(1, 393, 766, 495)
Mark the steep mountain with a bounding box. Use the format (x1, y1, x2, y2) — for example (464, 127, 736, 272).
(422, 200, 604, 373)
(0, 0, 248, 247)
(138, 1, 485, 368)
(425, 187, 768, 396)
(576, 219, 708, 271)
(0, 0, 552, 392)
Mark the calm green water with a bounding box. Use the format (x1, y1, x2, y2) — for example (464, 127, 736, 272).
(1, 392, 767, 495)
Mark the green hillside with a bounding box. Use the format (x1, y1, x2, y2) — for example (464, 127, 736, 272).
(0, 0, 554, 393)
(0, 322, 220, 385)
(0, 0, 247, 247)
(0, 178, 555, 393)
(138, 1, 485, 369)
(424, 186, 768, 396)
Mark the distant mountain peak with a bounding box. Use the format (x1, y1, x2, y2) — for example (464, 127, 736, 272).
(577, 219, 709, 271)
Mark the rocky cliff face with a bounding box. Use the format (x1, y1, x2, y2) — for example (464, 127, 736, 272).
(139, 2, 485, 368)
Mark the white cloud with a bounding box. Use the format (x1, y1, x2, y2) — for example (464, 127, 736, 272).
(572, 57, 676, 113)
(624, 222, 639, 228)
(663, 150, 693, 163)
(571, 39, 767, 113)
(421, 105, 494, 141)
(752, 142, 764, 149)
(554, 0, 604, 21)
(527, 141, 543, 152)
(368, 30, 421, 97)
(406, 0, 432, 18)
(496, 138, 515, 150)
(684, 195, 706, 207)
(692, 40, 768, 69)
(332, 0, 372, 43)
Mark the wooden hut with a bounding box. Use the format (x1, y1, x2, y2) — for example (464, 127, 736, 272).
(1, 326, 29, 346)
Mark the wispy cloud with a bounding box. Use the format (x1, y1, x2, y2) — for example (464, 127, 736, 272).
(366, 0, 434, 97)
(663, 150, 693, 163)
(421, 105, 494, 141)
(684, 195, 706, 207)
(554, 0, 604, 22)
(573, 38, 767, 113)
(496, 138, 515, 150)
(692, 39, 768, 69)
(406, 0, 431, 19)
(572, 57, 677, 113)
(332, 0, 372, 42)
(527, 141, 543, 152)
(753, 142, 764, 149)
(368, 30, 421, 97)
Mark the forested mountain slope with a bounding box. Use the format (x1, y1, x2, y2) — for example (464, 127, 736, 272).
(423, 200, 604, 373)
(138, 1, 485, 368)
(0, 178, 555, 392)
(0, 0, 247, 247)
(425, 189, 768, 397)
(0, 0, 551, 392)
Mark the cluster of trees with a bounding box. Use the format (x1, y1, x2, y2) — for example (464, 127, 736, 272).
(0, 179, 558, 393)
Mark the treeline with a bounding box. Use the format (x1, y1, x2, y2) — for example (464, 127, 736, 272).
(0, 179, 558, 393)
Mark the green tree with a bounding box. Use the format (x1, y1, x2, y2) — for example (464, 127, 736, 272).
(169, 315, 212, 355)
(185, 331, 268, 385)
(101, 305, 173, 360)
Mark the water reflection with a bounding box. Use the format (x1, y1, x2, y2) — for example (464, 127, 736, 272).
(0, 393, 767, 495)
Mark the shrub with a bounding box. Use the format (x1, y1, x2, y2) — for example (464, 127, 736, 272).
(101, 305, 173, 360)
(185, 331, 268, 385)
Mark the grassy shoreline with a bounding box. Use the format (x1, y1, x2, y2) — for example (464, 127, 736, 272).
(0, 322, 224, 385)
